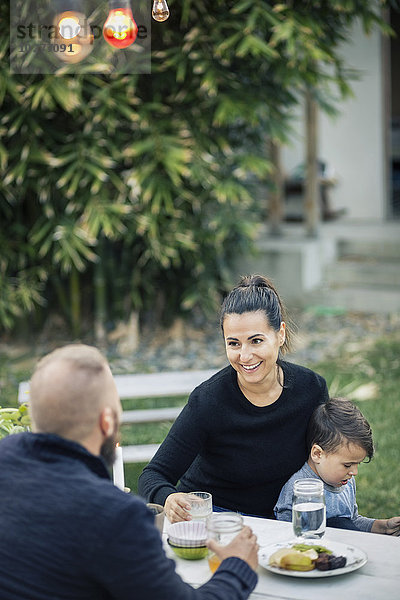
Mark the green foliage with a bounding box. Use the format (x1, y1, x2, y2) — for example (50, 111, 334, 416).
(1, 0, 398, 334)
(0, 404, 31, 438)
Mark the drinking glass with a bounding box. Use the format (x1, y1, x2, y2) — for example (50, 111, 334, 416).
(186, 491, 212, 522)
(147, 503, 165, 535)
(207, 513, 244, 573)
(292, 479, 326, 540)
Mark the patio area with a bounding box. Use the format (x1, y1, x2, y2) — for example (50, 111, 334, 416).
(234, 219, 400, 314)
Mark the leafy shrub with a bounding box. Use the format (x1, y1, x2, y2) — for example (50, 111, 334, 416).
(0, 404, 31, 438)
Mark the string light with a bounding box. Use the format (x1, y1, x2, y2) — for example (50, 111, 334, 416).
(103, 0, 138, 48)
(52, 6, 94, 63)
(52, 0, 169, 62)
(152, 0, 170, 22)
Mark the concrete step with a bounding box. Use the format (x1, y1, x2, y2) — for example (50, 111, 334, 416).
(309, 285, 400, 314)
(317, 224, 400, 313)
(325, 259, 400, 288)
(234, 220, 400, 313)
(337, 239, 400, 261)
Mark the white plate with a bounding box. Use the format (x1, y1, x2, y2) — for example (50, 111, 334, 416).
(259, 539, 368, 578)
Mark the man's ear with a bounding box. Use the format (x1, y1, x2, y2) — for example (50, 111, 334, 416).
(99, 406, 114, 437)
(310, 443, 324, 463)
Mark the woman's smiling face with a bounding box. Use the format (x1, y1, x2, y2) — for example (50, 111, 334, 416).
(222, 311, 285, 388)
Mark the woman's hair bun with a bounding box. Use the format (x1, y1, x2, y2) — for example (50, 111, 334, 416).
(239, 274, 274, 290)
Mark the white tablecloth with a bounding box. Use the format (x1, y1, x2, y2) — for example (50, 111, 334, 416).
(164, 515, 400, 600)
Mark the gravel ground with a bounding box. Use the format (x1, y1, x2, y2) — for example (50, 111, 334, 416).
(1, 309, 398, 381)
(108, 309, 400, 375)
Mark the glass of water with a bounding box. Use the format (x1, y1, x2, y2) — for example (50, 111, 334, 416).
(292, 479, 326, 540)
(146, 503, 165, 535)
(186, 491, 212, 522)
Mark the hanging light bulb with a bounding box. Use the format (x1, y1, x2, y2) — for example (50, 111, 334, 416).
(103, 0, 138, 48)
(52, 1, 93, 64)
(58, 14, 81, 39)
(152, 0, 170, 22)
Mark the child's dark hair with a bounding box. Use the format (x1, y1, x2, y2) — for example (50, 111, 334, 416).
(307, 397, 374, 461)
(219, 274, 292, 354)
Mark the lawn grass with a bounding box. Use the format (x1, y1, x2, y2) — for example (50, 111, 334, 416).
(1, 334, 399, 519)
(120, 396, 186, 495)
(313, 336, 400, 519)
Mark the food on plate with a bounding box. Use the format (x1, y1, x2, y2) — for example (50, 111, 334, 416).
(314, 552, 347, 571)
(270, 549, 315, 571)
(269, 543, 346, 572)
(292, 543, 331, 554)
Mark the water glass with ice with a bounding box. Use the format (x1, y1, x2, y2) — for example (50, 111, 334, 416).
(292, 479, 326, 540)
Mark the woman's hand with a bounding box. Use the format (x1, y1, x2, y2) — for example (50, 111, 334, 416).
(207, 525, 259, 571)
(164, 492, 192, 523)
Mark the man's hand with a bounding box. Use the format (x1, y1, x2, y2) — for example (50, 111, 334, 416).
(207, 525, 259, 571)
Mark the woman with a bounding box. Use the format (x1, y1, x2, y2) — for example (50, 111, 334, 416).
(138, 275, 329, 522)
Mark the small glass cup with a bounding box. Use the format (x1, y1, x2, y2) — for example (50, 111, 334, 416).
(186, 491, 212, 522)
(292, 479, 326, 540)
(206, 512, 243, 573)
(147, 503, 165, 535)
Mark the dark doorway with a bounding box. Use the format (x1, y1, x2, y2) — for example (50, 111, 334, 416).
(390, 8, 400, 218)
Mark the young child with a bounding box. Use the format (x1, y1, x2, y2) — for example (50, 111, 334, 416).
(274, 397, 400, 534)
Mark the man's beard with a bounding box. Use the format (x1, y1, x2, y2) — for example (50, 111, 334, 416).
(100, 419, 119, 468)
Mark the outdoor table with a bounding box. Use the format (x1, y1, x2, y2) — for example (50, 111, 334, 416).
(163, 515, 400, 600)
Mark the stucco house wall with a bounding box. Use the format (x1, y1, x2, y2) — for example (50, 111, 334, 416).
(282, 22, 386, 221)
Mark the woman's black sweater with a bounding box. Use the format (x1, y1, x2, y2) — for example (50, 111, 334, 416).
(138, 361, 328, 518)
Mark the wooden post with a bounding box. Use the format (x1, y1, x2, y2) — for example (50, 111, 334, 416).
(94, 237, 107, 346)
(268, 140, 284, 236)
(69, 266, 81, 338)
(304, 89, 320, 237)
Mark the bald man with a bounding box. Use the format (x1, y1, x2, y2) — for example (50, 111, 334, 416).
(0, 344, 258, 600)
